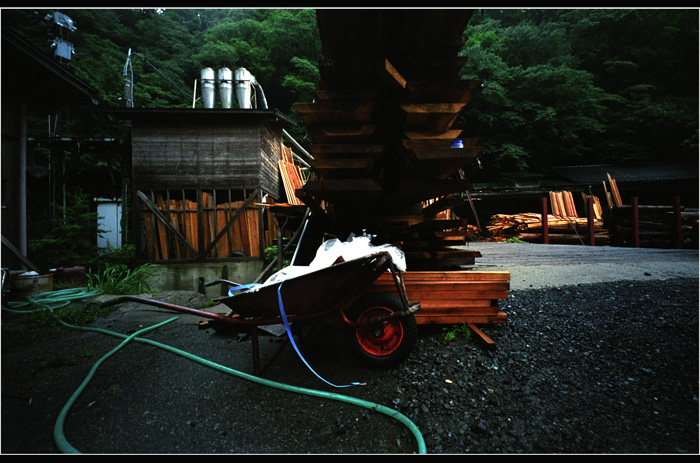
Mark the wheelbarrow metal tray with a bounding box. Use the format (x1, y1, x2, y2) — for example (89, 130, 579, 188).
(220, 251, 394, 320)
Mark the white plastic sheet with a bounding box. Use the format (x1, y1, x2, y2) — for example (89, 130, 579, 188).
(257, 234, 405, 289)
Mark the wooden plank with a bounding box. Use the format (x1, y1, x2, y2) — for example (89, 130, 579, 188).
(0, 235, 41, 273)
(305, 124, 378, 144)
(169, 199, 183, 258)
(245, 208, 260, 257)
(400, 103, 467, 131)
(155, 194, 170, 259)
(372, 282, 509, 294)
(406, 79, 481, 104)
(295, 101, 375, 125)
(137, 191, 198, 259)
(201, 189, 259, 258)
(409, 299, 503, 309)
(216, 209, 231, 257)
(405, 146, 483, 179)
(309, 158, 373, 179)
(380, 271, 511, 282)
(415, 312, 507, 325)
(381, 58, 407, 90)
(403, 138, 479, 150)
(309, 143, 385, 160)
(185, 199, 198, 256)
(404, 129, 463, 140)
(228, 202, 244, 253)
(366, 270, 510, 326)
(468, 323, 497, 350)
(203, 192, 216, 256)
(607, 173, 623, 206)
(142, 204, 155, 260)
(279, 160, 304, 205)
(300, 178, 383, 202)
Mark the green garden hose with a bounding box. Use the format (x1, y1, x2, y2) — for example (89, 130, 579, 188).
(53, 317, 179, 454)
(4, 289, 427, 454)
(3, 287, 102, 313)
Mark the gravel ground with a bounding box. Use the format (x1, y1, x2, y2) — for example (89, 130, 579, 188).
(2, 277, 698, 454)
(385, 278, 699, 453)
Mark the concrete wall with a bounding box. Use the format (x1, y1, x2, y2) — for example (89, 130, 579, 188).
(150, 259, 264, 299)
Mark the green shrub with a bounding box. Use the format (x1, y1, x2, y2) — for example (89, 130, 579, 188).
(86, 263, 166, 295)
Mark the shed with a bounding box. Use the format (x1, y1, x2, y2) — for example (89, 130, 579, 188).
(111, 107, 296, 264)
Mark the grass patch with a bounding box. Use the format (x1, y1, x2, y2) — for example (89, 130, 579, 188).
(86, 263, 167, 295)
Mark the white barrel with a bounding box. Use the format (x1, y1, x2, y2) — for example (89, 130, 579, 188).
(234, 67, 253, 109)
(200, 67, 216, 108)
(217, 67, 233, 109)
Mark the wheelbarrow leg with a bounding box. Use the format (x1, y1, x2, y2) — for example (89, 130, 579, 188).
(250, 325, 291, 376)
(251, 327, 261, 376)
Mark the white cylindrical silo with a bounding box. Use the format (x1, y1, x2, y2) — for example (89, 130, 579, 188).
(217, 67, 233, 109)
(234, 67, 253, 109)
(200, 67, 216, 108)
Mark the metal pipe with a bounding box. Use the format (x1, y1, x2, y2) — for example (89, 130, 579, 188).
(19, 104, 27, 262)
(283, 129, 314, 162)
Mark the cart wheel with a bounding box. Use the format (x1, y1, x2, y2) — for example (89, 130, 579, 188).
(343, 292, 417, 368)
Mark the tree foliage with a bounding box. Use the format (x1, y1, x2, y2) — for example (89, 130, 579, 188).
(4, 8, 697, 174)
(459, 8, 698, 177)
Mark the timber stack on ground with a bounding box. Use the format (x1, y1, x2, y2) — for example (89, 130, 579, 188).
(488, 190, 608, 244)
(367, 270, 509, 348)
(294, 10, 483, 270)
(485, 173, 697, 249)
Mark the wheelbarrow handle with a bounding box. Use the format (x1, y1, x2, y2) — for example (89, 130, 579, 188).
(99, 295, 240, 324)
(204, 279, 241, 288)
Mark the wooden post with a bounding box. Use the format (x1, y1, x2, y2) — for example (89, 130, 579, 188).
(587, 196, 595, 246)
(673, 196, 682, 249)
(541, 196, 549, 244)
(631, 197, 640, 248)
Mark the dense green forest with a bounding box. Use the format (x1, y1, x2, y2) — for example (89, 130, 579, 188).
(4, 8, 698, 174)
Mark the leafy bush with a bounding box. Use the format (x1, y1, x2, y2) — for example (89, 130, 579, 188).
(86, 263, 166, 295)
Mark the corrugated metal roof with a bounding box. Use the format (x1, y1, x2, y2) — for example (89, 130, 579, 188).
(552, 163, 698, 184)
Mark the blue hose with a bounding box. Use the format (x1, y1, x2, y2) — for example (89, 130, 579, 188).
(4, 289, 427, 454)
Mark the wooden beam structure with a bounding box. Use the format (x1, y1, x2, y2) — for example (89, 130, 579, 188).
(294, 9, 483, 270)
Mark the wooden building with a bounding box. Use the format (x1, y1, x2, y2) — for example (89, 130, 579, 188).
(2, 28, 100, 270)
(112, 108, 296, 264)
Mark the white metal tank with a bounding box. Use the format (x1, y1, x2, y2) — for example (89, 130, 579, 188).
(234, 67, 253, 109)
(217, 67, 233, 108)
(200, 67, 216, 108)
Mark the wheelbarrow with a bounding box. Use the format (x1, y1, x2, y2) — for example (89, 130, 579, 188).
(101, 251, 420, 376)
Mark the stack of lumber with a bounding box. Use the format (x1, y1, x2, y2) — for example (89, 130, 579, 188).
(278, 145, 306, 206)
(549, 190, 579, 218)
(142, 192, 275, 260)
(603, 173, 623, 209)
(369, 270, 509, 325)
(366, 270, 510, 347)
(488, 212, 607, 244)
(294, 10, 482, 270)
(549, 190, 603, 221)
(488, 187, 610, 245)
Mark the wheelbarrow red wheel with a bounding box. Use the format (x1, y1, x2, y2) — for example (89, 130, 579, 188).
(343, 292, 417, 368)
